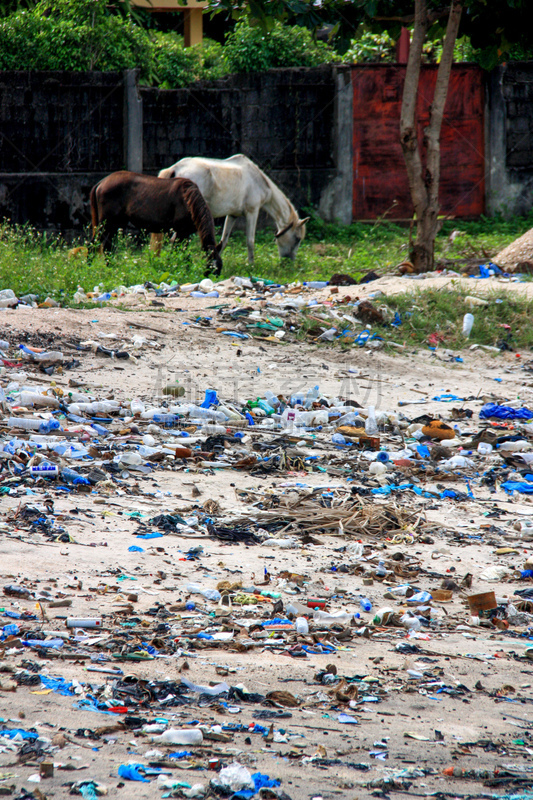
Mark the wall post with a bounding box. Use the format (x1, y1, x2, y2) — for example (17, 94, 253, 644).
(124, 69, 143, 173)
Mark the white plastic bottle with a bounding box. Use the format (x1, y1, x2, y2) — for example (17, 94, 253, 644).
(462, 313, 474, 337)
(151, 728, 203, 745)
(130, 399, 145, 415)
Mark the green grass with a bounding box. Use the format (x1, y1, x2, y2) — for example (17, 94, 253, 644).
(1, 211, 533, 301)
(375, 287, 533, 351)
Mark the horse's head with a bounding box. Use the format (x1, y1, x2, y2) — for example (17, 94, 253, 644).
(275, 217, 310, 260)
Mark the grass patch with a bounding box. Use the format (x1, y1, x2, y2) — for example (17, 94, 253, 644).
(0, 212, 533, 302)
(363, 287, 533, 351)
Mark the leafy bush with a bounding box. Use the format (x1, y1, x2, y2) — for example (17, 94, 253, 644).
(224, 19, 337, 73)
(0, 0, 154, 79)
(153, 33, 226, 88)
(344, 31, 396, 64)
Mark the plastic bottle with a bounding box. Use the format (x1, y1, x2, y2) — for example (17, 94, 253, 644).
(0, 339, 9, 349)
(359, 597, 372, 612)
(264, 391, 280, 409)
(202, 423, 227, 435)
(305, 281, 328, 289)
(60, 467, 90, 485)
(373, 607, 394, 625)
(152, 413, 178, 426)
(30, 463, 59, 478)
(8, 417, 41, 431)
(498, 439, 529, 453)
(130, 399, 145, 415)
(16, 392, 59, 408)
(462, 313, 474, 337)
(295, 617, 309, 634)
(376, 560, 387, 578)
(332, 433, 346, 446)
(186, 583, 222, 602)
(376, 451, 390, 463)
(116, 452, 143, 467)
(151, 728, 204, 746)
(313, 609, 351, 627)
(365, 406, 379, 436)
(39, 419, 61, 434)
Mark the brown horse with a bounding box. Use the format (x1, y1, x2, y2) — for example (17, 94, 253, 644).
(90, 171, 222, 275)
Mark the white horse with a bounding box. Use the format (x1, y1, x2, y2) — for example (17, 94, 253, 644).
(154, 154, 309, 265)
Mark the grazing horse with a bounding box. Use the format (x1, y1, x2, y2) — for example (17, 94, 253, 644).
(152, 154, 309, 265)
(90, 171, 222, 275)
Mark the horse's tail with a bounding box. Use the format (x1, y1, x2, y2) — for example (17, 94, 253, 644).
(181, 180, 222, 276)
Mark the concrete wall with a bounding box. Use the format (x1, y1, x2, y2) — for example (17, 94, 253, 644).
(487, 63, 533, 216)
(141, 66, 336, 214)
(0, 67, 338, 232)
(0, 71, 125, 229)
(1, 63, 533, 231)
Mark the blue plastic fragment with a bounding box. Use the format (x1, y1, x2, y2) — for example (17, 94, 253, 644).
(118, 763, 150, 782)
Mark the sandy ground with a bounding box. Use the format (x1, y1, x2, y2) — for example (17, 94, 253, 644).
(1, 277, 533, 800)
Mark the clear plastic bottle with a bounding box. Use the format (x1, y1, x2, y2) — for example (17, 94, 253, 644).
(313, 609, 351, 627)
(295, 617, 309, 634)
(365, 406, 379, 436)
(60, 467, 90, 485)
(359, 597, 372, 612)
(130, 399, 145, 415)
(151, 728, 204, 745)
(264, 391, 280, 409)
(186, 582, 222, 602)
(376, 560, 387, 578)
(116, 452, 143, 466)
(8, 417, 41, 431)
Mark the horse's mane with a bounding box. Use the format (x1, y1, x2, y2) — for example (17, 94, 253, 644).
(180, 180, 216, 249)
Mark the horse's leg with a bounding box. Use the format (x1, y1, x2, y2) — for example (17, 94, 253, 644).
(219, 215, 237, 253)
(245, 208, 259, 266)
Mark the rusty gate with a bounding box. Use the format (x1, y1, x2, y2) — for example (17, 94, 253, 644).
(352, 64, 485, 220)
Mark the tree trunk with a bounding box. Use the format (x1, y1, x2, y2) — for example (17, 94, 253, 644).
(399, 0, 463, 272)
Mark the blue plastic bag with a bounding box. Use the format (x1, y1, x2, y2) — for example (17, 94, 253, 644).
(480, 403, 533, 420)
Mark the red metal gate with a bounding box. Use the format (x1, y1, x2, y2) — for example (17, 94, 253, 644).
(352, 64, 485, 220)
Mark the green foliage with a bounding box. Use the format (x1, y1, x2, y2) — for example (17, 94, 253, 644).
(153, 33, 225, 88)
(344, 30, 396, 63)
(0, 0, 154, 78)
(223, 19, 336, 73)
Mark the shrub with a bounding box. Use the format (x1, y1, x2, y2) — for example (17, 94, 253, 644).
(224, 19, 337, 73)
(153, 33, 226, 88)
(343, 31, 396, 64)
(0, 0, 154, 79)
